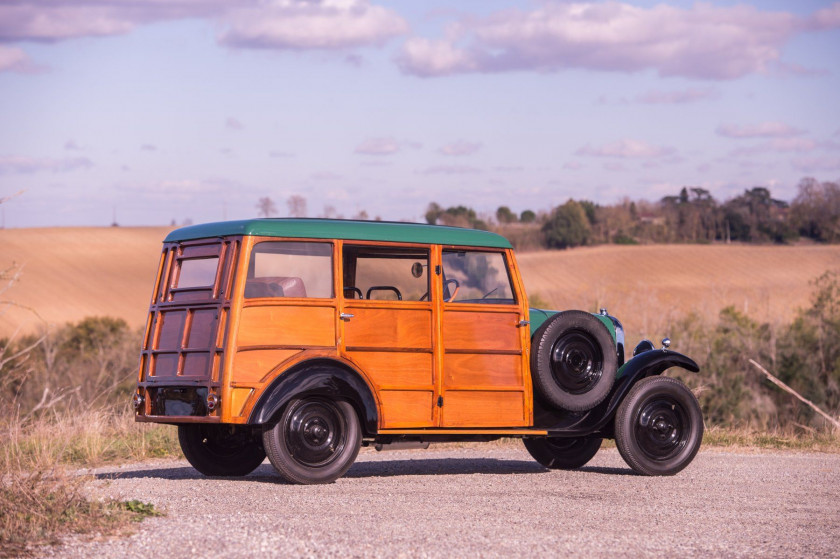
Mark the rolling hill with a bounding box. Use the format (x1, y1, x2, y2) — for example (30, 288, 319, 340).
(1, 227, 838, 341)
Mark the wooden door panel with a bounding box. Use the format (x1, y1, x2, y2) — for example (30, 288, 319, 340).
(444, 353, 522, 388)
(378, 390, 435, 428)
(441, 391, 526, 427)
(443, 310, 520, 351)
(344, 307, 432, 350)
(350, 351, 433, 389)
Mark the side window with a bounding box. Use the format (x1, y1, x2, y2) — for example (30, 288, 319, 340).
(441, 250, 516, 304)
(343, 246, 429, 302)
(176, 257, 219, 288)
(245, 242, 333, 299)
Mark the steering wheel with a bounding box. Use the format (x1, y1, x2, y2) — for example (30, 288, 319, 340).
(443, 279, 460, 302)
(343, 286, 363, 300)
(366, 286, 403, 300)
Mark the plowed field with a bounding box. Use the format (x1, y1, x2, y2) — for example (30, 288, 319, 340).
(1, 227, 838, 338)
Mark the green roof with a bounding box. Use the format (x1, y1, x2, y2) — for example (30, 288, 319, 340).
(164, 219, 513, 249)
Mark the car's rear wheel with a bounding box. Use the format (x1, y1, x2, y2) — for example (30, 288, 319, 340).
(178, 424, 266, 476)
(263, 397, 361, 484)
(522, 436, 602, 469)
(615, 376, 703, 476)
(531, 310, 617, 411)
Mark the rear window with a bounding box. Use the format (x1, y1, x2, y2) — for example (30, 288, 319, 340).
(176, 258, 219, 288)
(245, 241, 333, 299)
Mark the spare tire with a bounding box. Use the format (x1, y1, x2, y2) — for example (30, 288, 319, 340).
(531, 310, 617, 411)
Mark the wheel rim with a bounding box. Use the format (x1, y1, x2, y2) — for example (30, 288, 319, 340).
(284, 399, 347, 468)
(550, 329, 604, 394)
(200, 425, 253, 458)
(634, 396, 689, 461)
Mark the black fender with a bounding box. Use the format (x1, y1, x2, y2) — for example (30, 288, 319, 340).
(535, 348, 699, 436)
(247, 359, 378, 436)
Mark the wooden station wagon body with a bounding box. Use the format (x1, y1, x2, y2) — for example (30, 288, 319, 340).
(134, 219, 704, 483)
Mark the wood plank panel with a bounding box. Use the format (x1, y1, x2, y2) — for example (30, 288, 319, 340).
(444, 353, 522, 388)
(443, 310, 520, 352)
(344, 308, 431, 349)
(379, 390, 435, 428)
(230, 388, 254, 418)
(441, 391, 526, 427)
(350, 351, 433, 389)
(233, 349, 301, 383)
(238, 305, 335, 347)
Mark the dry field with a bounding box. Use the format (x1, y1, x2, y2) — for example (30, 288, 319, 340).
(517, 243, 840, 340)
(0, 227, 171, 337)
(1, 227, 838, 340)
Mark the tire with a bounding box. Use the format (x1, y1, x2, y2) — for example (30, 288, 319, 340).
(531, 310, 617, 411)
(615, 376, 703, 476)
(178, 424, 266, 477)
(262, 397, 361, 484)
(522, 436, 602, 469)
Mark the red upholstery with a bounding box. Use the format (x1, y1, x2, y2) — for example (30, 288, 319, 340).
(244, 276, 307, 298)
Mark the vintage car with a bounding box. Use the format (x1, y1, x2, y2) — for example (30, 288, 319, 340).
(134, 219, 703, 483)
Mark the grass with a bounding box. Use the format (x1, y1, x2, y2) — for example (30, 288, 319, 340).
(0, 408, 176, 558)
(701, 425, 840, 452)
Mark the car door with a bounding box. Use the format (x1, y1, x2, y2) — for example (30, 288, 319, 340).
(438, 248, 530, 427)
(340, 243, 438, 428)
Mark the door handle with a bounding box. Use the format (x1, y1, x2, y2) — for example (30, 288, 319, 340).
(340, 313, 354, 321)
(517, 320, 530, 327)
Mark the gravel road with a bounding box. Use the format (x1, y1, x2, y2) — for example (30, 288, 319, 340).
(38, 446, 840, 558)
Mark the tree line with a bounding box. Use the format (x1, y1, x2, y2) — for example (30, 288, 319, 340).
(425, 177, 840, 249)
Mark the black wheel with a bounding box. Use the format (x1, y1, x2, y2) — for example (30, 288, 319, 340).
(178, 424, 266, 476)
(615, 376, 703, 476)
(523, 436, 602, 469)
(262, 397, 361, 484)
(531, 310, 617, 411)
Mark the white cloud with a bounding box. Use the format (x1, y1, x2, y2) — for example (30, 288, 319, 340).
(226, 117, 244, 130)
(220, 0, 408, 50)
(354, 137, 401, 155)
(576, 139, 675, 159)
(635, 88, 718, 105)
(791, 156, 840, 172)
(0, 1, 406, 52)
(716, 121, 804, 139)
(438, 140, 481, 156)
(397, 2, 840, 79)
(0, 45, 35, 73)
(0, 155, 92, 174)
(730, 138, 818, 157)
(418, 165, 481, 175)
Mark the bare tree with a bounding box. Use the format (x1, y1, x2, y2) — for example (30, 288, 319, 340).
(287, 195, 307, 217)
(256, 196, 277, 218)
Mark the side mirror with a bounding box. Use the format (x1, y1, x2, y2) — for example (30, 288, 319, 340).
(411, 262, 424, 278)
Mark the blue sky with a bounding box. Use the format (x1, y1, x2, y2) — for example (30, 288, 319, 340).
(1, 0, 839, 227)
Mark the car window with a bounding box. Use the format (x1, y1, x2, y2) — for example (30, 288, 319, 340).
(441, 250, 515, 304)
(343, 246, 429, 302)
(245, 241, 333, 298)
(176, 257, 219, 288)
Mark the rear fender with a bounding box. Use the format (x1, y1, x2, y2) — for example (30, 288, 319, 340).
(247, 359, 378, 435)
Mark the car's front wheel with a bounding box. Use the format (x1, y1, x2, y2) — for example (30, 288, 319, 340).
(178, 424, 266, 476)
(263, 397, 361, 484)
(522, 436, 602, 469)
(615, 375, 703, 476)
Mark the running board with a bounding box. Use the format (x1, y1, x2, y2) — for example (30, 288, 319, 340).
(376, 429, 548, 436)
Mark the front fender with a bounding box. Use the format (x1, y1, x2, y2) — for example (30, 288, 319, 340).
(247, 359, 378, 435)
(537, 348, 699, 436)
